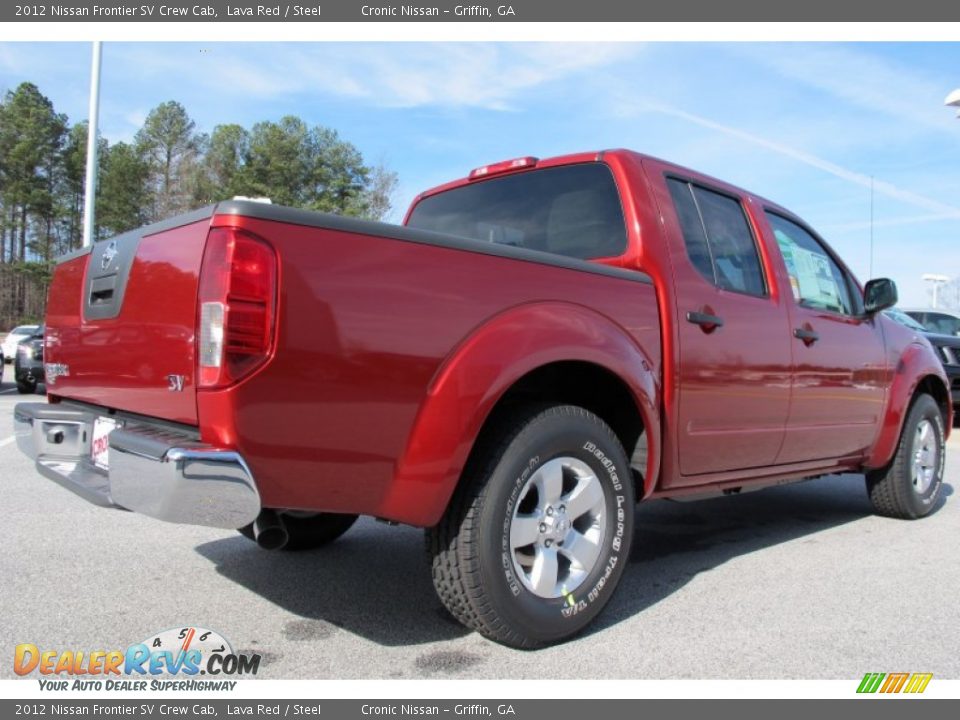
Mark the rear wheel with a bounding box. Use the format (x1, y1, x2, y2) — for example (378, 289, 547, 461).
(866, 393, 945, 519)
(16, 378, 37, 394)
(428, 405, 635, 648)
(239, 511, 358, 551)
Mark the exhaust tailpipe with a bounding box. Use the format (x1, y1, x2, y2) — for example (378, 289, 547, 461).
(253, 509, 289, 550)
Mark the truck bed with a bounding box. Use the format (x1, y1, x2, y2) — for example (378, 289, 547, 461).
(44, 201, 661, 525)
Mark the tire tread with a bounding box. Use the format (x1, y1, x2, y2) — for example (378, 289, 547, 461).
(428, 404, 628, 648)
(866, 394, 943, 520)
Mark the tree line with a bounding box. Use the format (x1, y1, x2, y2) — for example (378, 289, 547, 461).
(0, 81, 399, 267)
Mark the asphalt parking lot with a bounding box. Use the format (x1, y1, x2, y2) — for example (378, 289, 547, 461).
(1, 368, 958, 680)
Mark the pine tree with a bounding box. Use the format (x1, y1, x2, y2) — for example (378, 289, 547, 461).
(135, 100, 204, 221)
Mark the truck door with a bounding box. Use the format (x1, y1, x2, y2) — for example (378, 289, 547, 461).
(762, 211, 887, 463)
(660, 176, 793, 477)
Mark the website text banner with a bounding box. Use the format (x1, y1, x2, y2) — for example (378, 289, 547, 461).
(5, 0, 960, 23)
(1, 700, 959, 719)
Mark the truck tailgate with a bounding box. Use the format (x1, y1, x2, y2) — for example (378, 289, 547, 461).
(44, 214, 212, 425)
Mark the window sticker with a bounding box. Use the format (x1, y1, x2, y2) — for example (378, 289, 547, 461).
(775, 229, 841, 310)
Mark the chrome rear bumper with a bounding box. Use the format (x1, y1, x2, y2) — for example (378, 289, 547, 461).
(14, 402, 260, 529)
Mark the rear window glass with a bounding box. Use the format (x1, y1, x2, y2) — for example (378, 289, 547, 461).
(406, 163, 628, 260)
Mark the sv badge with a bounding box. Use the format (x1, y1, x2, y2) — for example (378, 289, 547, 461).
(166, 374, 185, 392)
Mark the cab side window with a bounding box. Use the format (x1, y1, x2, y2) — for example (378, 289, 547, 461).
(667, 178, 766, 297)
(765, 212, 857, 315)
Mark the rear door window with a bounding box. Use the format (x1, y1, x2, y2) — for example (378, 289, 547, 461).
(406, 163, 628, 260)
(666, 178, 766, 297)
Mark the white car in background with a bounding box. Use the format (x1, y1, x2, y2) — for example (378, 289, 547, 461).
(1, 325, 40, 363)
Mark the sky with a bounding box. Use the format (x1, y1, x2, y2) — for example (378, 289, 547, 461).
(0, 41, 958, 306)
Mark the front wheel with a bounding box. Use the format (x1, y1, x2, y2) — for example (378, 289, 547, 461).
(428, 405, 635, 648)
(866, 393, 945, 519)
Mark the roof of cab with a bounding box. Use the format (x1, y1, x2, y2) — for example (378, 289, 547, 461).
(408, 148, 793, 220)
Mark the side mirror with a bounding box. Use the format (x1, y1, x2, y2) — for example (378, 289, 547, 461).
(864, 278, 898, 314)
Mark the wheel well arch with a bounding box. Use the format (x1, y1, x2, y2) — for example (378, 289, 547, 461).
(384, 301, 661, 526)
(867, 361, 952, 470)
(468, 360, 650, 498)
(914, 373, 951, 429)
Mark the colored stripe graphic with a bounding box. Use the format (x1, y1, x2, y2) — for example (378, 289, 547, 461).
(880, 673, 909, 693)
(904, 673, 933, 694)
(857, 672, 932, 694)
(857, 673, 885, 693)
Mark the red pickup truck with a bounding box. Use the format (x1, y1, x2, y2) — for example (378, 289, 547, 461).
(15, 150, 950, 648)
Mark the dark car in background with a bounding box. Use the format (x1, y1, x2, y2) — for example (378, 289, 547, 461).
(886, 308, 960, 408)
(14, 325, 44, 394)
(903, 308, 960, 337)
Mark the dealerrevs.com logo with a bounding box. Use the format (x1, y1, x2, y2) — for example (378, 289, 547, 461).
(14, 627, 261, 691)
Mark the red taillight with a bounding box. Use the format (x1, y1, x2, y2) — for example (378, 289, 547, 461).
(468, 156, 538, 180)
(197, 227, 277, 388)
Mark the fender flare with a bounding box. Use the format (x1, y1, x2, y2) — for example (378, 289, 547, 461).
(380, 301, 661, 526)
(866, 341, 950, 469)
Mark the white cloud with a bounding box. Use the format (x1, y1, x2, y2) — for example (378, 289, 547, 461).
(0, 44, 22, 74)
(110, 42, 642, 111)
(308, 43, 640, 110)
(733, 44, 956, 134)
(123, 109, 146, 128)
(644, 101, 960, 219)
(820, 212, 959, 233)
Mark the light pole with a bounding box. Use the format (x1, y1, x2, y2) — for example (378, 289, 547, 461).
(82, 41, 102, 248)
(942, 91, 959, 309)
(922, 273, 950, 309)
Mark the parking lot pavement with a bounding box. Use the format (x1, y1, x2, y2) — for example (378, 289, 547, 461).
(1, 379, 958, 680)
